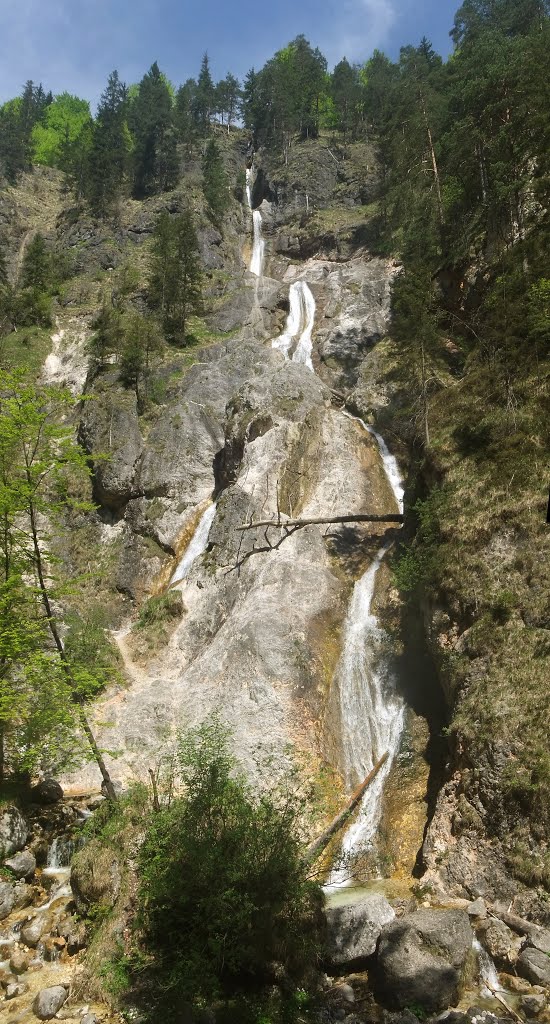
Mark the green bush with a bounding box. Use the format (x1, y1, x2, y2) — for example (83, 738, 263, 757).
(134, 719, 322, 1017)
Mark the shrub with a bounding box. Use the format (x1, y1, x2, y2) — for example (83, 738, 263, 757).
(134, 719, 322, 1016)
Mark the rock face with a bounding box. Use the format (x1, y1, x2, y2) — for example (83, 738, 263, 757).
(33, 985, 68, 1020)
(325, 893, 395, 968)
(0, 880, 15, 919)
(0, 806, 28, 858)
(476, 919, 523, 969)
(375, 909, 473, 1012)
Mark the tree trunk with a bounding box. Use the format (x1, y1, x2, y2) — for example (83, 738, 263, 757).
(305, 753, 389, 865)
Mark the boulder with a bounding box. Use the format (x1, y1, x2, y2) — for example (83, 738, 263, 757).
(375, 909, 473, 1012)
(6, 980, 28, 999)
(517, 947, 550, 987)
(476, 919, 523, 969)
(70, 840, 121, 913)
(467, 898, 487, 919)
(519, 994, 547, 1017)
(0, 879, 14, 919)
(4, 849, 36, 879)
(9, 949, 30, 974)
(12, 880, 32, 909)
(325, 893, 395, 968)
(31, 778, 64, 804)
(0, 805, 28, 857)
(21, 915, 45, 947)
(33, 984, 68, 1019)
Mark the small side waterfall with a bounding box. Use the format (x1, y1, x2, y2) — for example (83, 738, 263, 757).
(272, 280, 316, 371)
(473, 938, 503, 997)
(246, 169, 265, 278)
(170, 503, 217, 585)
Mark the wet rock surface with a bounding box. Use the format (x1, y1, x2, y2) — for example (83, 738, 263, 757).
(33, 984, 68, 1019)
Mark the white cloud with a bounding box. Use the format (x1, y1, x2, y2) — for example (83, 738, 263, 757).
(322, 0, 398, 66)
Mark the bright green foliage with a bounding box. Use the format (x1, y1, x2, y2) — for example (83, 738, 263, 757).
(129, 62, 178, 197)
(31, 92, 91, 167)
(135, 719, 321, 1016)
(148, 210, 202, 344)
(0, 371, 104, 780)
(202, 138, 229, 225)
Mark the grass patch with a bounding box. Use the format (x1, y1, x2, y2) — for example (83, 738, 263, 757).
(0, 325, 52, 374)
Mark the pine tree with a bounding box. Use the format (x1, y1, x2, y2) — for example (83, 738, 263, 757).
(148, 211, 202, 344)
(20, 233, 50, 291)
(215, 74, 241, 132)
(175, 79, 198, 155)
(194, 53, 215, 131)
(202, 139, 228, 226)
(85, 70, 129, 217)
(130, 63, 179, 198)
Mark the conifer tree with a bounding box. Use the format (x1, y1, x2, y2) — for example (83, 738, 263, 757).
(85, 70, 129, 217)
(175, 79, 198, 155)
(130, 63, 178, 197)
(20, 233, 50, 291)
(202, 139, 228, 226)
(215, 74, 241, 132)
(194, 53, 215, 131)
(148, 211, 202, 344)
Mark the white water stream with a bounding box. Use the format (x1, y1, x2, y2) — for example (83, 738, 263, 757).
(246, 169, 265, 278)
(170, 503, 217, 585)
(272, 280, 316, 370)
(243, 167, 407, 884)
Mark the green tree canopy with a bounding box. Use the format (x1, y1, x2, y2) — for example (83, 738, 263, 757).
(31, 92, 92, 167)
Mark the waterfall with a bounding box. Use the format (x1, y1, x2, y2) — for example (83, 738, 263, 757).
(170, 503, 217, 585)
(246, 169, 265, 278)
(272, 280, 316, 371)
(473, 938, 503, 997)
(328, 418, 405, 887)
(343, 412, 404, 513)
(244, 160, 405, 885)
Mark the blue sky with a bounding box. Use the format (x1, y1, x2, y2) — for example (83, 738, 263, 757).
(0, 0, 459, 109)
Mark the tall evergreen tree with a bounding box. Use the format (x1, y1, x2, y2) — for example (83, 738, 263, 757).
(215, 74, 241, 132)
(194, 53, 215, 131)
(130, 63, 179, 197)
(175, 79, 198, 155)
(85, 70, 129, 217)
(20, 233, 50, 291)
(148, 211, 202, 344)
(202, 139, 229, 226)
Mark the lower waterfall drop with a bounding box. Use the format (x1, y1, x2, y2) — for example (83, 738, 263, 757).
(170, 503, 217, 585)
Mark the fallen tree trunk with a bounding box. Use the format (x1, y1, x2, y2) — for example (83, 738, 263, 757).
(304, 752, 389, 865)
(237, 514, 403, 532)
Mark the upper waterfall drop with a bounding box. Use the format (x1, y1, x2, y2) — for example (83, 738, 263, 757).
(343, 412, 404, 513)
(246, 168, 265, 278)
(272, 280, 315, 371)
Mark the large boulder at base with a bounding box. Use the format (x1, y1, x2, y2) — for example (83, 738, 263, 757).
(375, 909, 473, 1012)
(31, 778, 64, 804)
(0, 806, 28, 857)
(517, 947, 550, 987)
(4, 849, 36, 880)
(70, 840, 121, 913)
(325, 893, 395, 968)
(0, 880, 15, 919)
(33, 985, 68, 1019)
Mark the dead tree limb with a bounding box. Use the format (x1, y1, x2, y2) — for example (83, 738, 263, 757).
(236, 513, 403, 532)
(304, 752, 389, 865)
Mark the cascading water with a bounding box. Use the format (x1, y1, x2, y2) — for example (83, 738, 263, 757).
(473, 938, 503, 998)
(244, 159, 405, 885)
(170, 503, 217, 585)
(246, 169, 265, 278)
(272, 281, 316, 371)
(328, 416, 405, 887)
